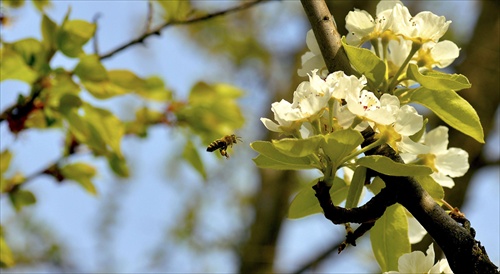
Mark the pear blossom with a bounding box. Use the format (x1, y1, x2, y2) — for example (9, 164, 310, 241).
(385, 243, 453, 274)
(400, 126, 469, 188)
(391, 4, 451, 44)
(297, 30, 328, 78)
(260, 99, 304, 133)
(415, 40, 460, 69)
(345, 0, 402, 46)
(408, 215, 427, 244)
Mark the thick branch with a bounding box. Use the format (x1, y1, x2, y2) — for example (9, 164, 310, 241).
(99, 0, 269, 60)
(300, 0, 353, 74)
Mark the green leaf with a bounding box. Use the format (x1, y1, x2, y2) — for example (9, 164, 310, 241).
(0, 48, 38, 83)
(183, 140, 207, 180)
(370, 204, 410, 272)
(0, 150, 12, 175)
(342, 37, 386, 88)
(407, 63, 471, 92)
(409, 87, 484, 143)
(272, 135, 323, 157)
(178, 82, 244, 143)
(322, 129, 364, 167)
(156, 0, 192, 21)
(9, 189, 36, 211)
(345, 166, 366, 209)
(41, 13, 58, 51)
(83, 104, 124, 155)
(367, 176, 385, 195)
(141, 76, 172, 101)
(0, 231, 15, 268)
(74, 55, 108, 82)
(288, 177, 348, 219)
(252, 155, 315, 170)
(57, 18, 96, 57)
(108, 153, 129, 178)
(357, 155, 432, 176)
(415, 175, 444, 204)
(32, 0, 51, 12)
(251, 141, 319, 170)
(61, 162, 97, 195)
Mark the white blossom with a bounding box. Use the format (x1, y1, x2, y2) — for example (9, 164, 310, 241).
(297, 30, 328, 78)
(385, 243, 453, 274)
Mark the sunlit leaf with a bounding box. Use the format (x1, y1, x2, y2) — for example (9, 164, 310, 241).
(0, 150, 12, 175)
(322, 129, 364, 167)
(357, 155, 432, 176)
(409, 87, 484, 143)
(32, 0, 51, 12)
(251, 141, 319, 170)
(156, 0, 192, 21)
(415, 175, 444, 204)
(407, 63, 471, 92)
(0, 230, 15, 268)
(288, 177, 348, 219)
(108, 153, 129, 178)
(0, 48, 38, 83)
(57, 18, 96, 58)
(183, 140, 207, 180)
(272, 135, 323, 157)
(9, 189, 36, 211)
(41, 13, 58, 51)
(342, 37, 386, 88)
(61, 162, 97, 195)
(371, 204, 410, 272)
(345, 166, 366, 209)
(367, 176, 385, 195)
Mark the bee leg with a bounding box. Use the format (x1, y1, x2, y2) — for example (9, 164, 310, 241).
(220, 149, 229, 159)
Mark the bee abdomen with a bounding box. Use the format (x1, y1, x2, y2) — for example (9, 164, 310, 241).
(207, 140, 226, 152)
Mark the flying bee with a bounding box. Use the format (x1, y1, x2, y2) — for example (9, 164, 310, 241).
(207, 134, 242, 159)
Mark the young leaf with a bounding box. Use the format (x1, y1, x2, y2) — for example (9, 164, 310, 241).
(409, 87, 484, 143)
(41, 13, 58, 51)
(0, 150, 12, 175)
(251, 141, 319, 169)
(183, 140, 207, 180)
(288, 177, 348, 219)
(407, 64, 471, 92)
(57, 19, 96, 57)
(370, 204, 410, 272)
(345, 166, 366, 209)
(322, 129, 364, 166)
(9, 189, 37, 211)
(342, 37, 386, 88)
(252, 155, 315, 170)
(272, 135, 323, 157)
(0, 48, 38, 83)
(415, 175, 444, 204)
(0, 231, 15, 268)
(357, 155, 432, 176)
(61, 162, 97, 195)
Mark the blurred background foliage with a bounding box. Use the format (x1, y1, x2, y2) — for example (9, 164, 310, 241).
(0, 0, 498, 272)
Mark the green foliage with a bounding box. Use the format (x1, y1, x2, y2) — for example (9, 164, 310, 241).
(0, 47, 38, 83)
(409, 87, 484, 143)
(288, 177, 348, 219)
(357, 155, 432, 176)
(251, 141, 319, 170)
(415, 175, 444, 204)
(272, 136, 324, 157)
(156, 0, 192, 21)
(183, 140, 207, 180)
(342, 38, 386, 88)
(56, 10, 96, 58)
(177, 82, 245, 145)
(345, 166, 366, 209)
(370, 204, 410, 272)
(322, 129, 364, 167)
(9, 189, 37, 211)
(0, 226, 15, 268)
(407, 64, 471, 92)
(60, 162, 98, 195)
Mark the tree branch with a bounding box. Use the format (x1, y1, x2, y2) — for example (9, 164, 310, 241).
(300, 0, 353, 75)
(99, 0, 270, 60)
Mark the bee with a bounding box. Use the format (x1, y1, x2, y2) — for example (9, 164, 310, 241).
(207, 134, 242, 159)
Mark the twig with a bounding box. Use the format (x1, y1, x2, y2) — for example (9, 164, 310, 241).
(99, 0, 270, 60)
(92, 13, 102, 55)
